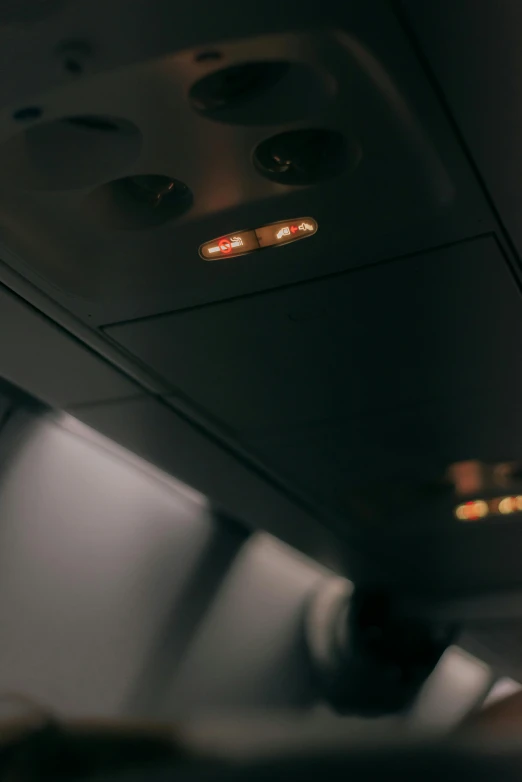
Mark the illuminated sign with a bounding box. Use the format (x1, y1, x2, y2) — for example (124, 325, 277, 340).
(199, 217, 318, 260)
(455, 495, 522, 521)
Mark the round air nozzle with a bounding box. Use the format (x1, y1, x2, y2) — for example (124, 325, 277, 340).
(190, 61, 289, 112)
(85, 174, 193, 230)
(189, 61, 335, 125)
(253, 128, 360, 185)
(0, 115, 142, 190)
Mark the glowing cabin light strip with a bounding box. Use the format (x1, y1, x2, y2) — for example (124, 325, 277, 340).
(455, 495, 522, 521)
(499, 496, 514, 515)
(199, 217, 318, 260)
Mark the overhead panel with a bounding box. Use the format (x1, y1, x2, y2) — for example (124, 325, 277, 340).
(0, 0, 495, 327)
(106, 236, 522, 514)
(402, 0, 522, 273)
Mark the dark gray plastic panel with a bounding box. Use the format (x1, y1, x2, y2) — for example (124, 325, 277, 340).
(245, 390, 522, 526)
(106, 236, 516, 429)
(403, 0, 522, 266)
(0, 285, 139, 407)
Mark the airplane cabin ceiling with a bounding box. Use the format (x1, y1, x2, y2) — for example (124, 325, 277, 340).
(0, 0, 521, 598)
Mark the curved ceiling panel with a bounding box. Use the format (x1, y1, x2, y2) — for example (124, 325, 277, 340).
(0, 4, 493, 322)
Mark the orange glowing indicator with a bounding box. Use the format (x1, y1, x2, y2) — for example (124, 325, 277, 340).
(199, 217, 318, 260)
(455, 495, 522, 521)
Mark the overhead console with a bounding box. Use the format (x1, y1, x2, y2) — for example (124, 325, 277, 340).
(0, 0, 493, 324)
